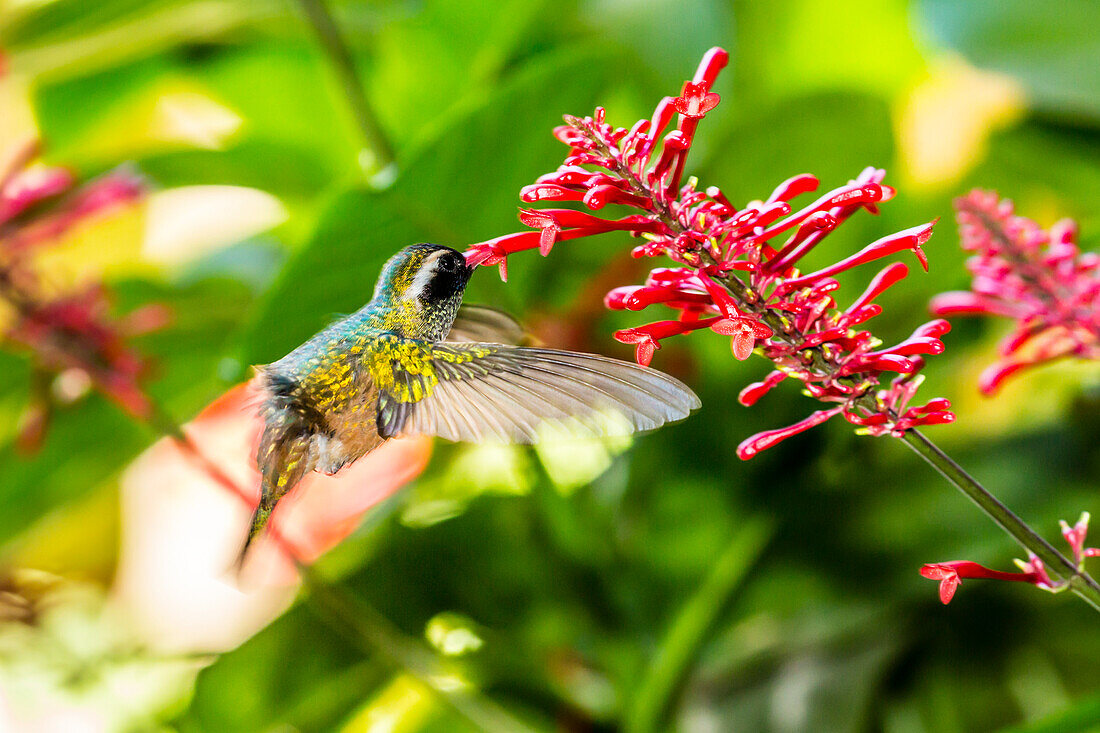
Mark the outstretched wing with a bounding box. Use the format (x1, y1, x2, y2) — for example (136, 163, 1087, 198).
(445, 304, 527, 345)
(374, 339, 700, 443)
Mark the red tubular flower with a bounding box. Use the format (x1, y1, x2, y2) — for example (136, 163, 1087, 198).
(0, 160, 74, 226)
(464, 47, 952, 457)
(1, 134, 157, 446)
(738, 370, 788, 407)
(672, 81, 720, 118)
(613, 318, 720, 366)
(1061, 512, 1100, 566)
(919, 561, 1044, 604)
(711, 316, 773, 360)
(736, 407, 843, 460)
(931, 190, 1100, 394)
(921, 512, 1098, 603)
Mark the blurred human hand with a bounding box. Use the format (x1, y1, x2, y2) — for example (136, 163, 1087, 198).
(111, 381, 432, 653)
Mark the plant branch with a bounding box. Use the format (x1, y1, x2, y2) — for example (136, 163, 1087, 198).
(900, 429, 1100, 611)
(962, 203, 1068, 311)
(294, 0, 397, 183)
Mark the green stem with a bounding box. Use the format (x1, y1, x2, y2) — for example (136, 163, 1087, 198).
(625, 516, 774, 733)
(297, 564, 542, 733)
(294, 0, 397, 184)
(900, 430, 1100, 612)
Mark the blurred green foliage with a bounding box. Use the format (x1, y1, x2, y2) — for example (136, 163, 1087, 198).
(2, 0, 1100, 731)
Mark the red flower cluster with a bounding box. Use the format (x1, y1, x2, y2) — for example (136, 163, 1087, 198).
(466, 47, 953, 458)
(931, 190, 1100, 394)
(921, 513, 1099, 604)
(1, 136, 159, 446)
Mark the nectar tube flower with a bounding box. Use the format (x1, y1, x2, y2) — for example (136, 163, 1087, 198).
(465, 47, 952, 458)
(931, 190, 1100, 393)
(921, 513, 1099, 604)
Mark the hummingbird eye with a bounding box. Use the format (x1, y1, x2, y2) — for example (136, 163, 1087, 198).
(414, 250, 469, 305)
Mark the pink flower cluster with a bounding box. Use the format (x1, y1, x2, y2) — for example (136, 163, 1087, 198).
(921, 513, 1099, 604)
(1, 136, 160, 446)
(466, 47, 953, 458)
(931, 190, 1100, 393)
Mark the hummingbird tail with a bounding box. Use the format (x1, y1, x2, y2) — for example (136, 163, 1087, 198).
(234, 430, 313, 577)
(238, 376, 317, 579)
(233, 497, 274, 574)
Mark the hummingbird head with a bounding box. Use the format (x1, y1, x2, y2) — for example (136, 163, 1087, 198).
(373, 243, 474, 340)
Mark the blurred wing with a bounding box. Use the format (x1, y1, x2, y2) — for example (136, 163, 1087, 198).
(446, 304, 527, 345)
(376, 341, 700, 443)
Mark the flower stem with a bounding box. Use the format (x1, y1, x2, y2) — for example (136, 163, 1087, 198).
(900, 429, 1100, 612)
(296, 564, 541, 733)
(625, 516, 774, 733)
(294, 0, 397, 184)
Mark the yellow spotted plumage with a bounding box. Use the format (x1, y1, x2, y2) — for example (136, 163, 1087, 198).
(238, 244, 700, 567)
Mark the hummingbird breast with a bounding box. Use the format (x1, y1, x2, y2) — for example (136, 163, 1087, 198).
(258, 321, 386, 484)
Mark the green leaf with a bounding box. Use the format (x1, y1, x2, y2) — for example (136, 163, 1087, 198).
(625, 516, 773, 733)
(361, 0, 554, 146)
(4, 0, 274, 82)
(32, 42, 362, 200)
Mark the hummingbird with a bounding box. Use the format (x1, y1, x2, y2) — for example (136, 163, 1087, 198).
(239, 243, 700, 564)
